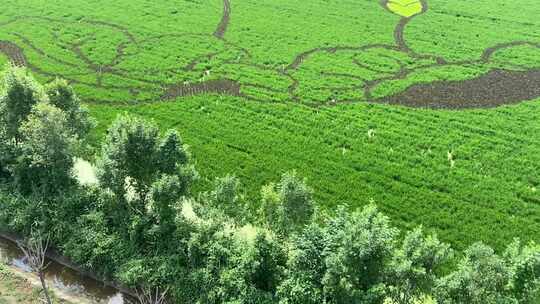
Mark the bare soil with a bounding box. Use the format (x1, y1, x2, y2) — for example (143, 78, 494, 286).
(0, 41, 26, 66)
(378, 69, 540, 109)
(162, 79, 241, 99)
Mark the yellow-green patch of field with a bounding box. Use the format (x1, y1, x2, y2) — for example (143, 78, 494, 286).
(386, 0, 424, 18)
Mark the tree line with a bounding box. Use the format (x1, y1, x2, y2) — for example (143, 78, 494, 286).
(0, 66, 539, 303)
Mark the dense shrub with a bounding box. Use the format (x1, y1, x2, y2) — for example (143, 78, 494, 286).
(260, 171, 315, 236)
(13, 103, 77, 194)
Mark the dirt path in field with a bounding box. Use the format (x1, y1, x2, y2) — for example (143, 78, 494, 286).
(214, 0, 231, 39)
(162, 79, 241, 99)
(0, 41, 26, 66)
(1, 1, 539, 110)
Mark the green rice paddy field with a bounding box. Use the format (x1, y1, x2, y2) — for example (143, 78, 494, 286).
(1, 0, 540, 251)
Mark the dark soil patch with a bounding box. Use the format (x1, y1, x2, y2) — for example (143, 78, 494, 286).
(162, 79, 241, 99)
(0, 41, 26, 66)
(377, 69, 540, 109)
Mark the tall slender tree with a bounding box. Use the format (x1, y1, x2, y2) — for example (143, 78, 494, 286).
(0, 66, 47, 143)
(17, 228, 53, 304)
(14, 102, 76, 194)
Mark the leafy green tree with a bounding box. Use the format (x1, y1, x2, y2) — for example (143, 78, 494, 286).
(212, 231, 287, 304)
(183, 215, 234, 303)
(322, 204, 398, 304)
(13, 103, 76, 194)
(272, 206, 399, 304)
(245, 233, 287, 293)
(63, 210, 129, 278)
(260, 172, 315, 235)
(278, 223, 328, 304)
(157, 129, 188, 174)
(96, 115, 198, 254)
(0, 66, 47, 143)
(279, 172, 314, 228)
(504, 240, 540, 303)
(97, 115, 160, 202)
(0, 68, 90, 182)
(96, 115, 194, 208)
(387, 227, 453, 304)
(204, 174, 245, 220)
(45, 78, 94, 139)
(0, 67, 47, 175)
(260, 182, 282, 229)
(434, 242, 514, 304)
(149, 175, 183, 223)
(147, 174, 184, 239)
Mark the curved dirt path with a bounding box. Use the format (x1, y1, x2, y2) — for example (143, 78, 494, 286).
(214, 0, 231, 39)
(380, 0, 429, 51)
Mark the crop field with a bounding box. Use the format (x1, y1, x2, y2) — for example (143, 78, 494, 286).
(1, 0, 540, 251)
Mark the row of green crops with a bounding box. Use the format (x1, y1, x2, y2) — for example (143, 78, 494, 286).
(87, 95, 540, 251)
(1, 0, 540, 251)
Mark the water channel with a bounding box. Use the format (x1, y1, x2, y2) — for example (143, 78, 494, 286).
(0, 235, 129, 304)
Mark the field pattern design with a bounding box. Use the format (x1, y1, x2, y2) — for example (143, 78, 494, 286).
(0, 0, 539, 108)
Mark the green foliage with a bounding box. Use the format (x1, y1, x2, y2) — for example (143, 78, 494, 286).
(434, 243, 514, 304)
(244, 233, 287, 293)
(260, 172, 315, 235)
(94, 115, 198, 252)
(219, 232, 288, 303)
(149, 175, 183, 221)
(96, 115, 194, 207)
(0, 190, 41, 235)
(0, 0, 538, 252)
(0, 66, 47, 142)
(157, 130, 188, 175)
(322, 205, 398, 304)
(387, 227, 453, 304)
(278, 224, 328, 304)
(45, 78, 94, 139)
(0, 67, 90, 194)
(96, 115, 160, 201)
(148, 174, 184, 237)
(0, 126, 14, 178)
(63, 210, 132, 278)
(14, 102, 76, 194)
(0, 67, 46, 176)
(504, 240, 540, 303)
(182, 216, 234, 302)
(205, 174, 245, 220)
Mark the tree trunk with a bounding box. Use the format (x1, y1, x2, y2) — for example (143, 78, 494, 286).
(39, 271, 53, 304)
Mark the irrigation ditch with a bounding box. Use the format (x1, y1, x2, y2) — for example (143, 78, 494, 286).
(0, 231, 134, 304)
